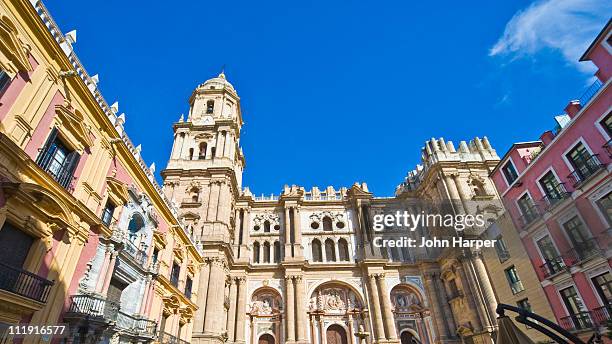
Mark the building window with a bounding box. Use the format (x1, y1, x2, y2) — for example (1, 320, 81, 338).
(502, 161, 519, 185)
(101, 201, 116, 226)
(312, 239, 322, 262)
(263, 242, 270, 263)
(517, 193, 538, 224)
(253, 242, 260, 263)
(596, 192, 612, 226)
(517, 298, 532, 312)
(264, 221, 271, 233)
(128, 214, 145, 237)
(273, 241, 280, 263)
(560, 286, 592, 330)
(505, 266, 524, 294)
(600, 112, 612, 137)
(536, 235, 564, 276)
(494, 236, 510, 263)
(0, 222, 34, 269)
(563, 216, 597, 261)
(338, 238, 350, 261)
(185, 276, 193, 299)
(592, 272, 612, 304)
(322, 216, 333, 231)
(325, 239, 336, 262)
(0, 69, 11, 93)
(189, 148, 194, 160)
(566, 143, 602, 185)
(538, 171, 566, 205)
(206, 100, 214, 114)
(36, 128, 81, 189)
(198, 142, 207, 159)
(170, 262, 180, 287)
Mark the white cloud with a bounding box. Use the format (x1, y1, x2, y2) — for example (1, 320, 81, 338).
(490, 0, 611, 72)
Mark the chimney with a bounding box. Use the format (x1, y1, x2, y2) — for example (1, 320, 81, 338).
(540, 130, 555, 146)
(565, 100, 582, 119)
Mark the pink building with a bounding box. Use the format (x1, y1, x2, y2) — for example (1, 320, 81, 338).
(490, 22, 612, 339)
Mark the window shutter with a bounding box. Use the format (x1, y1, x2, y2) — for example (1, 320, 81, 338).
(58, 151, 80, 189)
(36, 128, 59, 167)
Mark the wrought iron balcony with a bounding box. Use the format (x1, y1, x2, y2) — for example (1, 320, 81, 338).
(539, 256, 566, 278)
(578, 78, 603, 107)
(539, 183, 570, 211)
(0, 262, 54, 303)
(123, 239, 148, 266)
(591, 304, 611, 327)
(559, 311, 594, 332)
(604, 139, 612, 158)
(567, 154, 605, 187)
(66, 294, 119, 321)
(116, 311, 157, 337)
(565, 238, 602, 264)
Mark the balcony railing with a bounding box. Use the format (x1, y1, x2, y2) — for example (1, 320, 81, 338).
(539, 183, 570, 211)
(578, 78, 603, 107)
(567, 154, 605, 186)
(518, 206, 541, 229)
(67, 294, 119, 321)
(116, 311, 157, 337)
(123, 239, 148, 266)
(604, 139, 612, 158)
(560, 311, 594, 332)
(539, 256, 566, 278)
(0, 262, 54, 303)
(591, 304, 611, 327)
(565, 238, 602, 264)
(157, 331, 189, 344)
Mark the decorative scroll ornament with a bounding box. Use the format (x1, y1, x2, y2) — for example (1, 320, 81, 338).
(252, 213, 281, 227)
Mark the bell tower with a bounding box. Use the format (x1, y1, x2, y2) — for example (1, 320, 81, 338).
(162, 72, 244, 344)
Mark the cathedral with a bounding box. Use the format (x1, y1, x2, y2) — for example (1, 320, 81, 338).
(160, 72, 503, 344)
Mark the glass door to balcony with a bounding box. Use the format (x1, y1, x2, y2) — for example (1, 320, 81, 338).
(560, 286, 592, 330)
(539, 171, 564, 204)
(563, 216, 596, 261)
(536, 235, 563, 276)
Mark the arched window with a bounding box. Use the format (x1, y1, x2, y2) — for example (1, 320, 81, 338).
(273, 241, 280, 263)
(253, 242, 260, 263)
(312, 239, 322, 262)
(198, 142, 207, 159)
(189, 148, 194, 160)
(325, 239, 336, 262)
(338, 238, 350, 261)
(263, 242, 270, 263)
(323, 216, 333, 231)
(264, 221, 271, 233)
(128, 214, 145, 234)
(206, 100, 214, 114)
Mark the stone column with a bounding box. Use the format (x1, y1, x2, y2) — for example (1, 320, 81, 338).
(456, 263, 485, 329)
(367, 274, 385, 342)
(293, 207, 303, 257)
(377, 274, 397, 340)
(435, 277, 457, 336)
(193, 259, 210, 333)
(101, 251, 118, 296)
(235, 277, 247, 343)
(204, 258, 225, 333)
(443, 173, 465, 214)
(422, 272, 448, 341)
(295, 276, 308, 342)
(95, 245, 111, 293)
(207, 182, 220, 222)
(227, 278, 238, 341)
(452, 174, 469, 215)
(285, 276, 296, 342)
(139, 276, 151, 314)
(473, 252, 498, 325)
(284, 207, 292, 258)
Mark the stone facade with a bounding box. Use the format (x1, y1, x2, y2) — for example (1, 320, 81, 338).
(161, 73, 504, 344)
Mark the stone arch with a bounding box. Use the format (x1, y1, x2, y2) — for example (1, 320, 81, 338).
(253, 241, 260, 263)
(307, 279, 366, 305)
(258, 333, 275, 344)
(390, 284, 426, 314)
(325, 323, 349, 344)
(311, 238, 322, 262)
(308, 280, 366, 313)
(249, 286, 283, 316)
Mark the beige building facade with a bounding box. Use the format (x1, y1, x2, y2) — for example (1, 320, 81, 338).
(161, 74, 505, 344)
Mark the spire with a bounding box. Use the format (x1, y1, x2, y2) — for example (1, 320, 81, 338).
(218, 64, 226, 79)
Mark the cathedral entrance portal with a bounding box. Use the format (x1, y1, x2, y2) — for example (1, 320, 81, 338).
(401, 330, 422, 344)
(326, 324, 348, 344)
(258, 333, 275, 344)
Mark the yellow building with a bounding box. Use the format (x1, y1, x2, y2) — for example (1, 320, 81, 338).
(0, 0, 201, 342)
(481, 213, 556, 343)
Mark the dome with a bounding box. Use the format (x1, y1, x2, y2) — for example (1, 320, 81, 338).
(198, 72, 235, 92)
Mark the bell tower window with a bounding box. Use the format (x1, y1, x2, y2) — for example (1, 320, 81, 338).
(199, 142, 207, 159)
(206, 100, 214, 114)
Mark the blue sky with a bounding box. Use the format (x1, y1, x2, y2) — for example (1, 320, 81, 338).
(45, 0, 610, 196)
